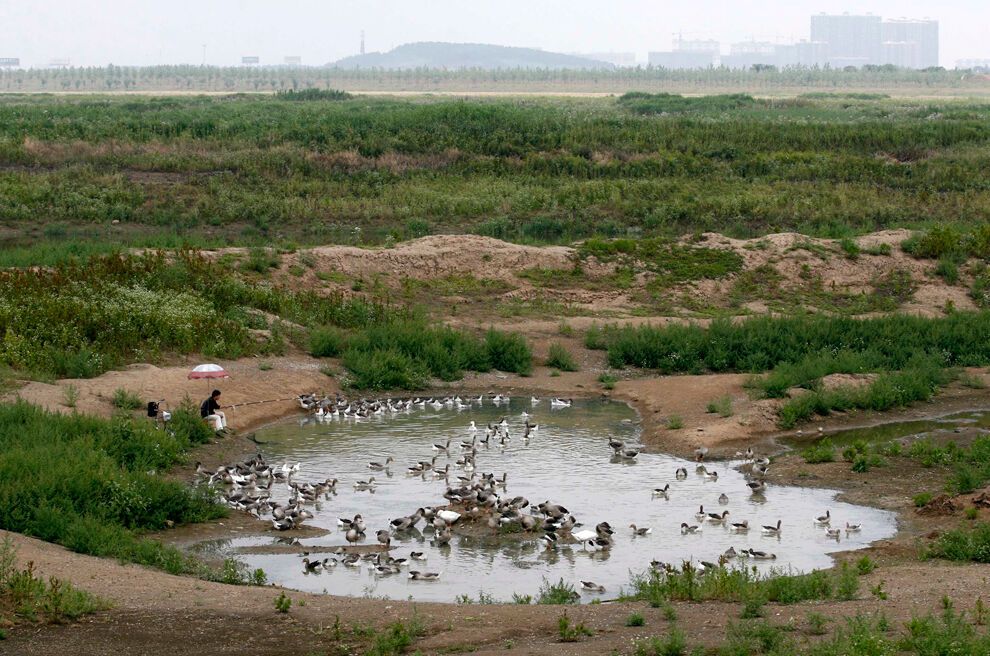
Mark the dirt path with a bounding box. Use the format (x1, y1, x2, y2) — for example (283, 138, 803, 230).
(3, 524, 988, 656)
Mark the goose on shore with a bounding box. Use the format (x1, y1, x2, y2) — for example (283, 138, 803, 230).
(629, 524, 652, 536)
(376, 529, 391, 546)
(761, 520, 782, 536)
(345, 527, 363, 544)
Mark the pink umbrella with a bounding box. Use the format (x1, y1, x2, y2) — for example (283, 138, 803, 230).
(187, 363, 229, 380)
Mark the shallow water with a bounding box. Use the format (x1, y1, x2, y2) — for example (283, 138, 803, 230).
(196, 398, 897, 603)
(783, 409, 990, 449)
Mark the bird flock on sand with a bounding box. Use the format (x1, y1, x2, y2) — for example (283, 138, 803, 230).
(195, 393, 865, 594)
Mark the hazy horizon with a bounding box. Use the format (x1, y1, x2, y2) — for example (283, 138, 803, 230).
(2, 1, 988, 69)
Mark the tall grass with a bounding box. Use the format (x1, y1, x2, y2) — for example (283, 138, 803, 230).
(776, 357, 953, 429)
(0, 400, 224, 574)
(2, 95, 990, 247)
(627, 562, 859, 605)
(0, 251, 388, 378)
(590, 313, 990, 374)
(338, 320, 532, 390)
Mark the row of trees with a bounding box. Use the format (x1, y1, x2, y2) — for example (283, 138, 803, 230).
(0, 64, 985, 93)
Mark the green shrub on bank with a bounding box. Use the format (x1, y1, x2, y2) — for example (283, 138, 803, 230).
(628, 562, 858, 606)
(0, 252, 387, 378)
(0, 400, 225, 574)
(545, 343, 578, 372)
(337, 320, 532, 390)
(592, 313, 990, 374)
(309, 326, 348, 358)
(777, 358, 951, 429)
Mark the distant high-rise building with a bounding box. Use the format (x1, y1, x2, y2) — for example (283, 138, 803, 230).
(957, 59, 990, 71)
(811, 13, 882, 66)
(721, 42, 777, 69)
(882, 42, 920, 69)
(882, 18, 938, 68)
(648, 38, 719, 69)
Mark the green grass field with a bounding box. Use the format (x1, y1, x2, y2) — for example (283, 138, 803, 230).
(1, 92, 989, 252)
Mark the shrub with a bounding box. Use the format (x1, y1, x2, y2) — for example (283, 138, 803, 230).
(545, 343, 578, 372)
(626, 612, 646, 627)
(309, 326, 347, 357)
(485, 329, 533, 375)
(111, 388, 143, 411)
(342, 348, 429, 391)
(666, 415, 684, 429)
(902, 225, 964, 259)
(913, 492, 934, 507)
(633, 629, 687, 656)
(705, 395, 733, 418)
(802, 439, 836, 464)
(598, 373, 618, 390)
(274, 591, 291, 613)
(537, 578, 579, 605)
(839, 238, 860, 260)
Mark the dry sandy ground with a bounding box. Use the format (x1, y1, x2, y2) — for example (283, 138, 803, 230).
(3, 356, 337, 433)
(4, 524, 990, 656)
(237, 230, 979, 322)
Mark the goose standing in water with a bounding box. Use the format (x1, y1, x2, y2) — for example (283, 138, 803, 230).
(729, 520, 749, 532)
(301, 557, 322, 573)
(675, 467, 688, 480)
(680, 522, 702, 534)
(761, 520, 782, 536)
(652, 484, 670, 498)
(747, 481, 767, 494)
(845, 522, 862, 533)
(748, 549, 777, 560)
(814, 510, 831, 526)
(629, 524, 652, 536)
(718, 493, 729, 505)
(825, 527, 841, 540)
(409, 571, 441, 581)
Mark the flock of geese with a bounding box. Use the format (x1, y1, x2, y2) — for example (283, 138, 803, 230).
(196, 393, 866, 594)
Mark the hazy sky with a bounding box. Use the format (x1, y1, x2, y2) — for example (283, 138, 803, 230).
(2, 1, 987, 68)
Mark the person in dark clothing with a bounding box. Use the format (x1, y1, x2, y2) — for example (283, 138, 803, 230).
(200, 389, 228, 432)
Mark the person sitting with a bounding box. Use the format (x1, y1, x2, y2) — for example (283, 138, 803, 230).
(200, 389, 228, 433)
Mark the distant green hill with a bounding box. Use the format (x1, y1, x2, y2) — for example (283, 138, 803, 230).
(332, 42, 614, 70)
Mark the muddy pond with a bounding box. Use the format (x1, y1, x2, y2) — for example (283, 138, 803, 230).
(191, 398, 897, 603)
